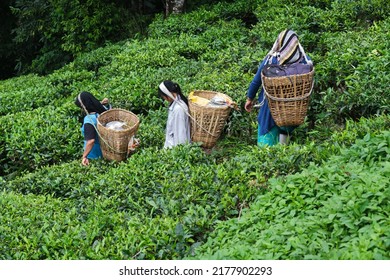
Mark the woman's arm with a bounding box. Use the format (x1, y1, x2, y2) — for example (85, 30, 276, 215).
(245, 57, 268, 112)
(82, 139, 95, 166)
(82, 123, 96, 166)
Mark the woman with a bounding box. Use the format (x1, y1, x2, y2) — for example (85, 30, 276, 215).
(245, 29, 313, 146)
(75, 91, 110, 166)
(158, 80, 191, 148)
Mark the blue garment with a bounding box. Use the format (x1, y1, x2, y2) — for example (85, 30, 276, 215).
(257, 125, 296, 146)
(257, 125, 279, 146)
(246, 55, 311, 136)
(81, 113, 102, 159)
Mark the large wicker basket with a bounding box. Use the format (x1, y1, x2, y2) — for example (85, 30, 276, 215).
(189, 90, 232, 149)
(97, 108, 140, 161)
(261, 69, 314, 127)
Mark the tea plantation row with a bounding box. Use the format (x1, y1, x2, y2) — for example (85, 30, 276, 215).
(1, 0, 390, 177)
(193, 130, 390, 260)
(1, 115, 389, 259)
(0, 0, 389, 259)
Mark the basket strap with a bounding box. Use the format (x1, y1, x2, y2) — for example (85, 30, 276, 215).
(174, 99, 220, 138)
(258, 93, 266, 108)
(186, 110, 219, 138)
(161, 85, 219, 137)
(78, 94, 133, 155)
(299, 43, 313, 67)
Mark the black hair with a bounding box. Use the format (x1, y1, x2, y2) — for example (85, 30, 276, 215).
(158, 80, 188, 106)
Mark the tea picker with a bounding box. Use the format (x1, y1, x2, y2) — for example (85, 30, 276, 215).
(76, 92, 140, 164)
(245, 29, 314, 146)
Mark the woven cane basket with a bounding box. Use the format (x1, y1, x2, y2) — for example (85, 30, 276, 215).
(189, 90, 232, 149)
(261, 69, 314, 127)
(97, 108, 140, 161)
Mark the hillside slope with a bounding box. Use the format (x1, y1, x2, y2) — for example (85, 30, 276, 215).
(0, 0, 389, 260)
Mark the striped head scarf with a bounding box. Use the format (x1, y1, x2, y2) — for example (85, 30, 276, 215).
(268, 29, 302, 65)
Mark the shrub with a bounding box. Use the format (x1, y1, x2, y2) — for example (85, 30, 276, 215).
(192, 131, 390, 260)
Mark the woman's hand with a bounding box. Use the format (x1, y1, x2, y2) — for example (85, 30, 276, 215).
(101, 98, 109, 105)
(244, 99, 253, 112)
(128, 138, 140, 153)
(82, 139, 94, 166)
(81, 157, 89, 166)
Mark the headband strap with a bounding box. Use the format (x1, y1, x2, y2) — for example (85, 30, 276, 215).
(159, 82, 176, 100)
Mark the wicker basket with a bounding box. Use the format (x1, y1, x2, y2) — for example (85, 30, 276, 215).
(189, 90, 232, 149)
(97, 108, 140, 161)
(261, 69, 314, 127)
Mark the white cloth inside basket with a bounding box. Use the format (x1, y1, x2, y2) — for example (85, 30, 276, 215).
(106, 121, 126, 131)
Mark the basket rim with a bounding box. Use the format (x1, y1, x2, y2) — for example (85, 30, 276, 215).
(261, 68, 314, 101)
(191, 89, 226, 94)
(261, 68, 315, 80)
(189, 90, 232, 110)
(97, 108, 140, 132)
(190, 90, 231, 98)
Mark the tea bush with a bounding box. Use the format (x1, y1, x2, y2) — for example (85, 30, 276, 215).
(2, 0, 389, 176)
(2, 115, 389, 259)
(0, 190, 189, 259)
(0, 104, 80, 176)
(192, 131, 390, 259)
(1, 145, 261, 259)
(0, 74, 56, 116)
(313, 19, 390, 122)
(1, 0, 390, 260)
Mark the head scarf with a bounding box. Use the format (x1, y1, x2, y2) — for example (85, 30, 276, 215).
(268, 29, 302, 65)
(75, 91, 107, 114)
(159, 82, 176, 101)
(158, 80, 189, 106)
(74, 91, 107, 114)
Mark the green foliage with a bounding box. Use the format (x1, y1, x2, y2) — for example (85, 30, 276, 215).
(313, 20, 390, 122)
(0, 188, 214, 259)
(136, 109, 166, 148)
(9, 0, 148, 75)
(148, 0, 258, 38)
(1, 145, 260, 259)
(192, 131, 390, 260)
(0, 74, 51, 116)
(318, 0, 390, 31)
(2, 114, 389, 259)
(0, 104, 81, 175)
(330, 114, 390, 147)
(1, 0, 390, 260)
